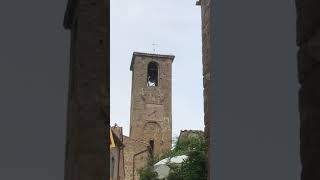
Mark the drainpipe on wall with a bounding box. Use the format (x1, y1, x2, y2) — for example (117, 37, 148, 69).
(122, 147, 125, 178)
(117, 146, 125, 180)
(132, 148, 150, 180)
(117, 147, 121, 180)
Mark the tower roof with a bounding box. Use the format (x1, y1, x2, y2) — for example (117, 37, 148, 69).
(130, 52, 175, 71)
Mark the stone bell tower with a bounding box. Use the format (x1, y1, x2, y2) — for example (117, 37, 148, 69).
(129, 52, 174, 155)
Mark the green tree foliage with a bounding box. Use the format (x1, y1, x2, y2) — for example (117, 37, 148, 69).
(167, 136, 208, 180)
(139, 156, 161, 180)
(138, 166, 160, 180)
(138, 135, 208, 180)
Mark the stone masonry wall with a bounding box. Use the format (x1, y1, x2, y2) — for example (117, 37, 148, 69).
(296, 0, 320, 179)
(200, 0, 211, 149)
(123, 136, 150, 180)
(178, 130, 204, 142)
(197, 0, 211, 179)
(64, 0, 108, 180)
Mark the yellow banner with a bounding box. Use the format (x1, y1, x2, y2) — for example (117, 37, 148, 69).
(110, 129, 116, 148)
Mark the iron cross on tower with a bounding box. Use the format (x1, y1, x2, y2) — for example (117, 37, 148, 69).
(152, 42, 159, 53)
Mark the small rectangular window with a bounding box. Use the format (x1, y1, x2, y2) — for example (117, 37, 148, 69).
(149, 140, 155, 155)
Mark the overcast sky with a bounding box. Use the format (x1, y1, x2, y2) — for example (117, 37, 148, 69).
(110, 0, 204, 138)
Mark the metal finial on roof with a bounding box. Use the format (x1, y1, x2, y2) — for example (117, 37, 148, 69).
(152, 42, 159, 53)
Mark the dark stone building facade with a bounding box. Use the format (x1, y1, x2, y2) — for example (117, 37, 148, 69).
(197, 0, 211, 179)
(63, 0, 108, 180)
(296, 0, 320, 179)
(196, 0, 211, 144)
